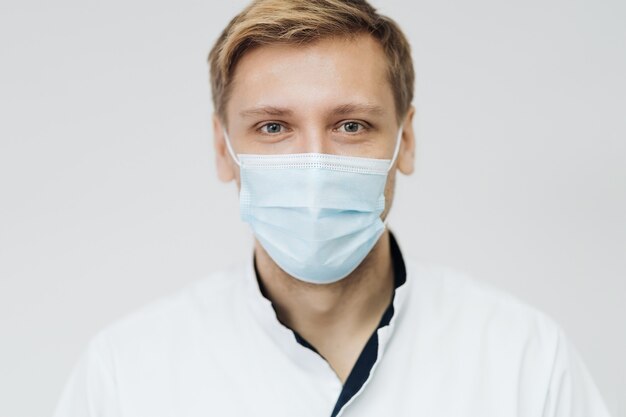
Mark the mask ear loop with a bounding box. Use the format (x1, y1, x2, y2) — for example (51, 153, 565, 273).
(383, 126, 404, 229)
(387, 126, 404, 173)
(223, 131, 242, 167)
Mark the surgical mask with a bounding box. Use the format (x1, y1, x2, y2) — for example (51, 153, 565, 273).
(224, 129, 403, 285)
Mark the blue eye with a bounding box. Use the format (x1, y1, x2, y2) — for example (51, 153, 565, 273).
(260, 123, 283, 134)
(340, 122, 365, 133)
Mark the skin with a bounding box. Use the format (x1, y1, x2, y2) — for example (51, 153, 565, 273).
(212, 34, 416, 383)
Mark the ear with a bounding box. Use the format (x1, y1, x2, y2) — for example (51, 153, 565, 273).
(397, 106, 416, 175)
(213, 114, 237, 182)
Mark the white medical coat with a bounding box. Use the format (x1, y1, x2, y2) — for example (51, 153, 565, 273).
(54, 260, 612, 416)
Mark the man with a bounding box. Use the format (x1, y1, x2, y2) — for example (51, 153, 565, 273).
(54, 1, 612, 416)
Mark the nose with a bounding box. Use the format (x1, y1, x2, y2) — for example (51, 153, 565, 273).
(295, 127, 329, 155)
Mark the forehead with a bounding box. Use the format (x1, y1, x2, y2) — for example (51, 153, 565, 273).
(226, 34, 395, 118)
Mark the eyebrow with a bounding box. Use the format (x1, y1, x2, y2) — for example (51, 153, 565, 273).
(332, 103, 386, 116)
(239, 106, 293, 118)
(238, 103, 386, 118)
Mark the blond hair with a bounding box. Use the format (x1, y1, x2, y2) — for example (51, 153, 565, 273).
(208, 0, 414, 123)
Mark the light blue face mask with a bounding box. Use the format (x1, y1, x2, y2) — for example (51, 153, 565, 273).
(224, 129, 403, 285)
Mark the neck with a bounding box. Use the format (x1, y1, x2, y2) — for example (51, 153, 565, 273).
(254, 230, 395, 349)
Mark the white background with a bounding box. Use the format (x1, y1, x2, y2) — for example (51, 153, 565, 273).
(0, 0, 624, 416)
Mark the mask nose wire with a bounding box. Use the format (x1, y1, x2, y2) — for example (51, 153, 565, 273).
(387, 126, 404, 173)
(223, 131, 242, 167)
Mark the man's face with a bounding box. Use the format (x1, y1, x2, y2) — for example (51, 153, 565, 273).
(214, 33, 415, 219)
